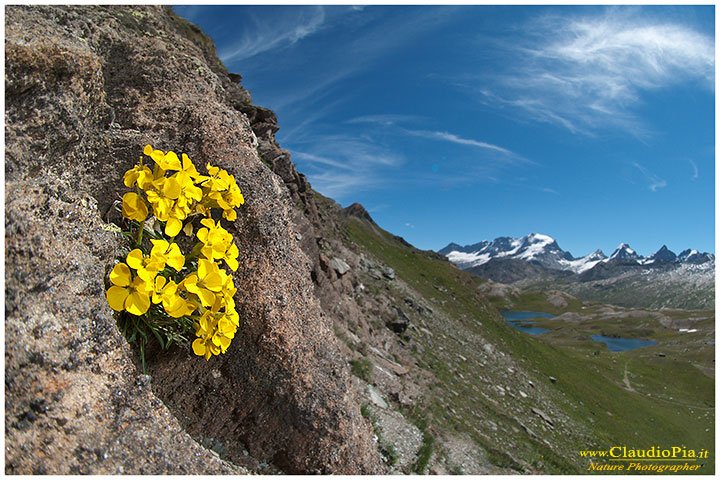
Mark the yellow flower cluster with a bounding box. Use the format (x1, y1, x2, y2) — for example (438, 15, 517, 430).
(122, 145, 244, 236)
(107, 145, 244, 361)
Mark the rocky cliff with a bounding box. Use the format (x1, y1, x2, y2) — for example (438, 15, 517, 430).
(5, 5, 381, 474)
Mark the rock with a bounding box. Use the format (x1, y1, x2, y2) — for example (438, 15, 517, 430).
(546, 291, 568, 308)
(549, 376, 558, 384)
(531, 408, 555, 428)
(372, 355, 410, 376)
(367, 385, 389, 409)
(330, 257, 351, 275)
(382, 268, 396, 280)
(5, 180, 243, 475)
(345, 203, 375, 223)
(366, 407, 423, 472)
(385, 308, 410, 334)
(5, 5, 381, 474)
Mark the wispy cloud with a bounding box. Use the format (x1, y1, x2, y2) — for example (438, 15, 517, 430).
(689, 160, 699, 180)
(346, 114, 425, 126)
(477, 11, 714, 136)
(257, 7, 457, 113)
(341, 114, 522, 161)
(291, 135, 404, 199)
(218, 7, 326, 62)
(403, 129, 513, 156)
(632, 162, 667, 191)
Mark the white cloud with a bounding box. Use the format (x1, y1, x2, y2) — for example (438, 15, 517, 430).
(632, 162, 667, 192)
(346, 114, 425, 126)
(259, 8, 457, 112)
(689, 160, 699, 180)
(218, 7, 326, 62)
(290, 135, 404, 199)
(404, 129, 513, 156)
(481, 11, 714, 135)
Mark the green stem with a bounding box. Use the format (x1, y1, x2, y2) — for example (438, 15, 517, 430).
(140, 339, 147, 375)
(136, 221, 144, 247)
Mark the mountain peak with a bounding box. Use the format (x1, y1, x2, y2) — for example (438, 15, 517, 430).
(650, 245, 677, 263)
(609, 243, 639, 262)
(344, 203, 375, 224)
(441, 232, 573, 270)
(527, 233, 555, 243)
(678, 248, 713, 264)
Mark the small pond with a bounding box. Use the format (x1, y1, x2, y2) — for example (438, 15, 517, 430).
(501, 310, 554, 335)
(591, 334, 657, 352)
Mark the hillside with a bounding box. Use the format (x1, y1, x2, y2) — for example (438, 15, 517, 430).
(5, 5, 714, 475)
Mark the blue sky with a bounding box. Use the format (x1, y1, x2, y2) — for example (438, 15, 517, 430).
(174, 5, 714, 257)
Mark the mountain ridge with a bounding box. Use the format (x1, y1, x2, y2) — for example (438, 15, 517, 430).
(441, 233, 714, 309)
(441, 233, 714, 273)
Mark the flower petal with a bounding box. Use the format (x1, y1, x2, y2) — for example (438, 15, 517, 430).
(196, 288, 216, 307)
(109, 263, 132, 287)
(106, 286, 129, 311)
(126, 292, 151, 316)
(192, 338, 207, 357)
(126, 249, 144, 270)
(165, 217, 182, 237)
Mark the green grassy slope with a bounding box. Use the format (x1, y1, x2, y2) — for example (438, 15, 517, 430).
(342, 215, 714, 474)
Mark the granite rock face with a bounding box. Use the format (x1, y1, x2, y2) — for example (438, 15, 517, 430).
(5, 5, 381, 474)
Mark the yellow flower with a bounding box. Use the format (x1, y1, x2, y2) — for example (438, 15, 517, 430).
(183, 259, 227, 307)
(149, 239, 185, 271)
(219, 178, 245, 221)
(144, 176, 187, 236)
(106, 263, 153, 315)
(152, 276, 196, 318)
(191, 309, 237, 360)
(170, 170, 203, 217)
(126, 248, 163, 283)
(144, 144, 181, 171)
(123, 164, 154, 190)
(181, 153, 208, 182)
(196, 218, 231, 257)
(121, 192, 149, 223)
(219, 275, 238, 311)
(201, 174, 244, 221)
(196, 218, 239, 271)
(213, 314, 237, 351)
(192, 312, 222, 360)
(201, 163, 232, 192)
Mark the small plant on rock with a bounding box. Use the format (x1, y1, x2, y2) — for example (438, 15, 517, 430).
(106, 144, 244, 370)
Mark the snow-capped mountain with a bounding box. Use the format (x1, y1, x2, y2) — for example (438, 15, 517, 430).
(439, 233, 573, 270)
(440, 235, 714, 310)
(607, 243, 640, 263)
(440, 236, 713, 274)
(649, 245, 677, 263)
(559, 249, 607, 273)
(678, 249, 715, 264)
